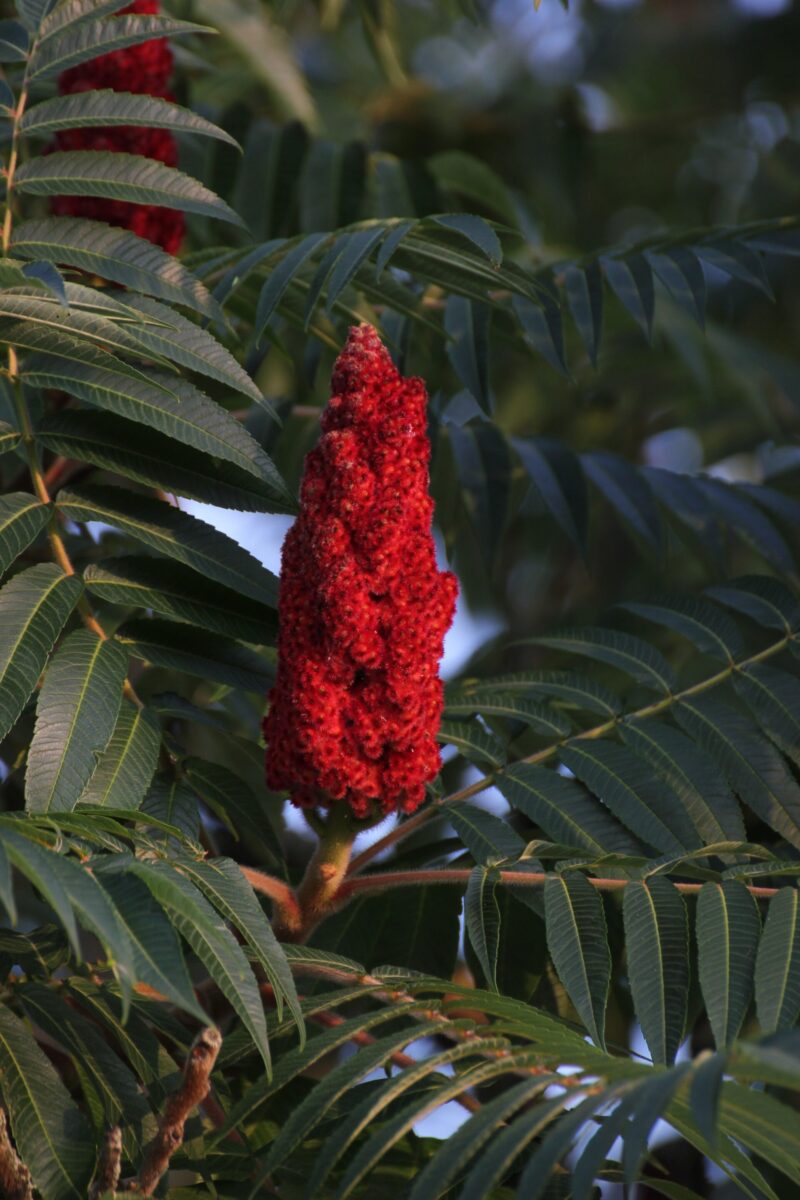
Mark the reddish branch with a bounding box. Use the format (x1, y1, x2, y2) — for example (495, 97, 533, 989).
(0, 1110, 32, 1200)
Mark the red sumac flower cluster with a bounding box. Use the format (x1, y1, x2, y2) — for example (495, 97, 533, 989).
(265, 324, 458, 818)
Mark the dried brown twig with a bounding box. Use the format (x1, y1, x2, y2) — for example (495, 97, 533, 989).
(90, 1126, 122, 1200)
(124, 1026, 222, 1196)
(0, 1109, 33, 1200)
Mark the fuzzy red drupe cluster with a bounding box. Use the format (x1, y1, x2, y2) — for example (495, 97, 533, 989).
(264, 324, 458, 819)
(52, 0, 184, 253)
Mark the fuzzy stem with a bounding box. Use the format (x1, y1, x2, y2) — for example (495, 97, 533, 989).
(276, 806, 357, 941)
(337, 868, 781, 902)
(297, 805, 357, 923)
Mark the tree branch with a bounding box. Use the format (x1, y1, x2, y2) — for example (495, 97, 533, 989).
(126, 1026, 222, 1196)
(251, 806, 358, 942)
(347, 631, 795, 876)
(90, 1126, 122, 1200)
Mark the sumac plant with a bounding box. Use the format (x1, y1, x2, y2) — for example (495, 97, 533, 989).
(0, 2, 799, 1198)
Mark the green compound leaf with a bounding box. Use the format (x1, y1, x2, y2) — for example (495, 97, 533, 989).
(37, 410, 293, 515)
(57, 485, 278, 606)
(528, 626, 676, 693)
(129, 859, 270, 1068)
(0, 825, 79, 955)
(84, 556, 277, 645)
(447, 801, 526, 864)
(444, 689, 570, 736)
(176, 855, 303, 1039)
(0, 291, 173, 364)
(621, 596, 744, 662)
(36, 1, 141, 42)
(27, 13, 210, 81)
(564, 260, 604, 365)
(17, 983, 150, 1146)
(115, 618, 274, 693)
(106, 289, 268, 409)
(0, 17, 29, 61)
(497, 762, 639, 854)
(437, 719, 506, 767)
(465, 866, 502, 991)
(31, 850, 137, 1012)
(140, 772, 200, 843)
(28, 358, 283, 489)
(676, 696, 800, 852)
(560, 740, 694, 855)
(621, 720, 746, 846)
(95, 870, 208, 1023)
(0, 421, 21, 456)
(12, 217, 220, 318)
(431, 213, 503, 267)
